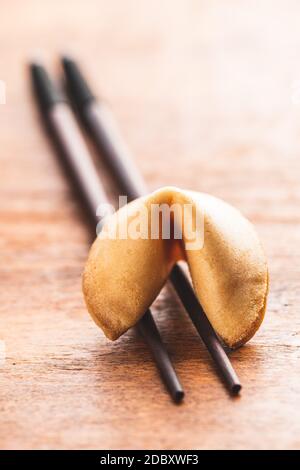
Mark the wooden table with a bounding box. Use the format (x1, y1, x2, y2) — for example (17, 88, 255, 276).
(1, 0, 300, 450)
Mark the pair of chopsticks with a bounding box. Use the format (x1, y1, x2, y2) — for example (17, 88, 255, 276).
(30, 62, 183, 402)
(30, 57, 241, 402)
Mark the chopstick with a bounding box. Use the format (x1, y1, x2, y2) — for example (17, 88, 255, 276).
(62, 57, 242, 395)
(30, 62, 184, 403)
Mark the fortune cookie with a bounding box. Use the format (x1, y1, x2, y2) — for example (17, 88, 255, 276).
(83, 187, 268, 349)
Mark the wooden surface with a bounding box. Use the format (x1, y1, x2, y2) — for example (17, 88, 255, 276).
(1, 0, 300, 450)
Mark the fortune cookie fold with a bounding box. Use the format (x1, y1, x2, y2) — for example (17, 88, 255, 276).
(83, 186, 268, 349)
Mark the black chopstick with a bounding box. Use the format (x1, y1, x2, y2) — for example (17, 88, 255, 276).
(62, 56, 242, 395)
(29, 62, 184, 403)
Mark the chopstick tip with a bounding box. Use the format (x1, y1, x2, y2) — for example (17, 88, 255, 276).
(60, 53, 77, 70)
(231, 383, 242, 395)
(174, 389, 185, 403)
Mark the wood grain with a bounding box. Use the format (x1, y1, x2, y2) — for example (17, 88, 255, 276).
(1, 0, 300, 450)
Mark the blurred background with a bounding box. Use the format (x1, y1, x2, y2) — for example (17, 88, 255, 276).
(1, 0, 300, 450)
(2, 1, 300, 198)
(2, 1, 300, 207)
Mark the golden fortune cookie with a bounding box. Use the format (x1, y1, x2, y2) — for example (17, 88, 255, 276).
(83, 187, 268, 349)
